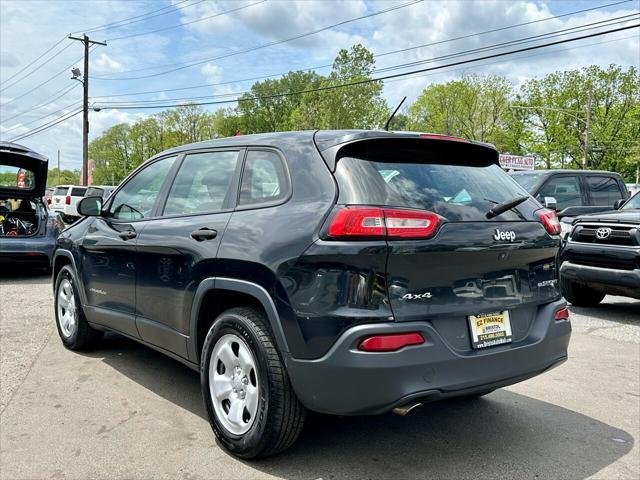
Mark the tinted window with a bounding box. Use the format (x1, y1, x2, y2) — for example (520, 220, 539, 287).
(335, 157, 529, 221)
(585, 176, 623, 207)
(70, 187, 87, 196)
(239, 150, 288, 206)
(622, 193, 640, 210)
(537, 176, 582, 210)
(0, 165, 35, 190)
(510, 173, 543, 192)
(53, 187, 68, 195)
(163, 151, 239, 216)
(108, 156, 176, 220)
(85, 187, 104, 197)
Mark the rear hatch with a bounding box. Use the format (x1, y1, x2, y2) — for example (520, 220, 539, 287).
(328, 135, 561, 351)
(0, 142, 48, 199)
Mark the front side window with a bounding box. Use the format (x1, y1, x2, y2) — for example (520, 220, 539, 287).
(622, 193, 639, 210)
(586, 176, 623, 207)
(239, 150, 288, 206)
(163, 151, 240, 216)
(537, 176, 582, 211)
(107, 156, 176, 220)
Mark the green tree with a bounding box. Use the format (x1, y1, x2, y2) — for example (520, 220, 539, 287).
(46, 168, 80, 186)
(291, 44, 388, 129)
(408, 74, 516, 151)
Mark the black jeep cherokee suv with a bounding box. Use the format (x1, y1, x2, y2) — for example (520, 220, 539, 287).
(560, 191, 640, 305)
(52, 130, 571, 458)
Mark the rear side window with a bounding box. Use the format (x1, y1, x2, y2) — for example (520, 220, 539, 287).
(239, 150, 288, 206)
(334, 156, 529, 221)
(163, 151, 239, 216)
(70, 187, 87, 196)
(585, 176, 623, 207)
(537, 176, 582, 210)
(53, 187, 68, 195)
(85, 187, 103, 197)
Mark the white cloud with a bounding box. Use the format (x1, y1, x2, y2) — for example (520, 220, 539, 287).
(91, 53, 125, 74)
(201, 63, 224, 83)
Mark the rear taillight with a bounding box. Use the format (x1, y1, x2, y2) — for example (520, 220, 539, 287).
(358, 332, 424, 352)
(536, 208, 561, 235)
(65, 195, 71, 205)
(555, 307, 570, 321)
(327, 207, 441, 240)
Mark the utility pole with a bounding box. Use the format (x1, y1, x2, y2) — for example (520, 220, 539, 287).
(583, 89, 593, 169)
(68, 34, 106, 186)
(57, 150, 60, 185)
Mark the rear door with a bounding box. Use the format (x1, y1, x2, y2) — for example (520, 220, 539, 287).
(332, 138, 560, 351)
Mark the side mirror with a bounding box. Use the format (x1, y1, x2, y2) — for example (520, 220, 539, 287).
(77, 196, 103, 217)
(613, 199, 626, 210)
(543, 196, 557, 211)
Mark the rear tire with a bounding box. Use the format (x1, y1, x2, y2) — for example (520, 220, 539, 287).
(54, 265, 103, 350)
(201, 307, 305, 459)
(560, 277, 605, 307)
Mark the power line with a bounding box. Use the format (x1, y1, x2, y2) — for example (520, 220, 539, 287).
(79, 0, 201, 35)
(94, 14, 639, 105)
(91, 0, 633, 80)
(8, 31, 636, 143)
(94, 23, 639, 110)
(0, 35, 68, 87)
(1, 83, 80, 127)
(0, 42, 74, 93)
(7, 109, 82, 143)
(2, 100, 81, 134)
(107, 0, 267, 41)
(93, 0, 425, 79)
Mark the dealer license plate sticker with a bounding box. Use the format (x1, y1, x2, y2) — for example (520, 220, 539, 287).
(468, 311, 512, 349)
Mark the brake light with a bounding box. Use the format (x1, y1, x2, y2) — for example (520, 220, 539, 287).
(419, 133, 470, 143)
(65, 195, 71, 205)
(327, 207, 441, 239)
(359, 332, 424, 352)
(536, 208, 561, 235)
(555, 307, 570, 321)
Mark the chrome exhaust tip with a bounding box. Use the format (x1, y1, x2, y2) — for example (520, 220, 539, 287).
(392, 402, 423, 416)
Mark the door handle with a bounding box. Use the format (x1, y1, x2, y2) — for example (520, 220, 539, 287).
(191, 228, 218, 241)
(119, 230, 137, 240)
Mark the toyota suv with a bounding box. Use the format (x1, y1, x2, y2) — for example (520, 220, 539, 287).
(52, 130, 571, 458)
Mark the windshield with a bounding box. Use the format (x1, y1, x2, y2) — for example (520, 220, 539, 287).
(0, 165, 35, 190)
(622, 193, 640, 210)
(510, 173, 544, 192)
(335, 156, 531, 221)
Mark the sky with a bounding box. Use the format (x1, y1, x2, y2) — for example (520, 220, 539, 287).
(1, 0, 638, 170)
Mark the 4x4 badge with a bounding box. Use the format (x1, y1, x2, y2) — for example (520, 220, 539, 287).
(401, 292, 433, 300)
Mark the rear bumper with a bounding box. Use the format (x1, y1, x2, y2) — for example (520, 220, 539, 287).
(0, 236, 55, 266)
(285, 299, 570, 415)
(560, 261, 640, 290)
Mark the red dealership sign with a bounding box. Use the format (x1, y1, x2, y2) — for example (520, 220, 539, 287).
(499, 154, 535, 171)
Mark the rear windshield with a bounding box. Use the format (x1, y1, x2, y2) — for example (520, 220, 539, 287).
(510, 173, 543, 191)
(70, 187, 87, 196)
(0, 165, 35, 190)
(54, 187, 68, 195)
(335, 157, 531, 221)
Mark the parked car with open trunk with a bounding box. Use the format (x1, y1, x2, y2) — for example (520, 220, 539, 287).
(52, 130, 571, 458)
(0, 142, 63, 269)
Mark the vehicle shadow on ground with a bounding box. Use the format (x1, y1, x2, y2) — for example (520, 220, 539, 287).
(85, 333, 634, 480)
(570, 297, 640, 324)
(0, 268, 50, 283)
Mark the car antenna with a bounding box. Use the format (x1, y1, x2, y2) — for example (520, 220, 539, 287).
(383, 96, 407, 131)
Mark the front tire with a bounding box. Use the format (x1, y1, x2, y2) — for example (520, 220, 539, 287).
(560, 277, 605, 307)
(54, 265, 102, 350)
(201, 307, 305, 459)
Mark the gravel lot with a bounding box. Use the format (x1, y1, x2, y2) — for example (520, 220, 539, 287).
(1, 269, 638, 480)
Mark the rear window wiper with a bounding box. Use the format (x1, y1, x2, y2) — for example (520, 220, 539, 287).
(485, 195, 529, 219)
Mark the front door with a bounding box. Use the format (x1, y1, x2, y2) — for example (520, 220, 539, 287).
(80, 155, 178, 337)
(134, 149, 243, 358)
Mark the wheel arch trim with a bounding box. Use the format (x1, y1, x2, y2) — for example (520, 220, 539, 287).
(52, 249, 87, 305)
(188, 277, 290, 363)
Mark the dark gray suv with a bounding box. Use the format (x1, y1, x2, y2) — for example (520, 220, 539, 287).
(53, 130, 571, 458)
